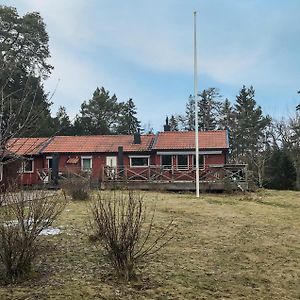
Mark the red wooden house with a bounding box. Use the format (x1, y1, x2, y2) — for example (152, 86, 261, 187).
(4, 137, 50, 185)
(152, 130, 229, 167)
(40, 134, 155, 184)
(3, 130, 248, 190)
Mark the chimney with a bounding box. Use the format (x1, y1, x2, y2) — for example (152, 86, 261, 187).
(164, 116, 171, 132)
(117, 146, 124, 167)
(133, 132, 141, 144)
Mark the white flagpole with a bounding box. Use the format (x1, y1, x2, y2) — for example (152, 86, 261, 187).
(194, 11, 200, 197)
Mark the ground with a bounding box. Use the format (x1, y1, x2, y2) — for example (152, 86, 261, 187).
(0, 189, 299, 300)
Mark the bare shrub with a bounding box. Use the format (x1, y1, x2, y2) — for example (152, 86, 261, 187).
(61, 177, 90, 200)
(0, 189, 66, 281)
(90, 191, 173, 281)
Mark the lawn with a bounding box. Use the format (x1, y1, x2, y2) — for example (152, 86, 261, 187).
(0, 189, 299, 299)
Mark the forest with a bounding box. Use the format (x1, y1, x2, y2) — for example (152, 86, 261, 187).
(0, 5, 299, 190)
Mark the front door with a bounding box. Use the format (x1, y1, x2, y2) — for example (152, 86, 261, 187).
(106, 156, 117, 167)
(105, 156, 117, 180)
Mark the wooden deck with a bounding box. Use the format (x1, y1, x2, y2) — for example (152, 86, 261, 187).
(102, 164, 249, 191)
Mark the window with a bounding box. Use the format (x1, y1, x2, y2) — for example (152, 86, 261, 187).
(161, 155, 172, 169)
(81, 156, 92, 171)
(130, 156, 149, 167)
(46, 156, 53, 169)
(193, 154, 204, 168)
(177, 155, 188, 169)
(22, 158, 34, 173)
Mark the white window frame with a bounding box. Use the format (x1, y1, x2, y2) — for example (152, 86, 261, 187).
(129, 155, 150, 168)
(176, 154, 189, 170)
(81, 156, 92, 171)
(46, 156, 53, 169)
(22, 158, 34, 173)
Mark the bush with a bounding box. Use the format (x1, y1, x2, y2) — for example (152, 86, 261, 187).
(61, 177, 90, 200)
(0, 189, 66, 281)
(90, 191, 173, 281)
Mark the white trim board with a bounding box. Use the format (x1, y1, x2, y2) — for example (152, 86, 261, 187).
(157, 150, 222, 155)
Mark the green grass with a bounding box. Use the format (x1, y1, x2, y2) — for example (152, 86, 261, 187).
(0, 189, 299, 299)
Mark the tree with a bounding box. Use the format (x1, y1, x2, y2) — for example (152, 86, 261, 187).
(218, 99, 235, 130)
(0, 5, 54, 163)
(198, 88, 221, 131)
(0, 6, 52, 77)
(53, 106, 74, 136)
(179, 95, 195, 131)
(234, 86, 270, 160)
(116, 98, 141, 134)
(264, 150, 297, 190)
(169, 115, 179, 131)
(75, 87, 121, 135)
(290, 112, 300, 189)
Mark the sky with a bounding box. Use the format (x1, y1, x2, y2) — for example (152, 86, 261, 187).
(2, 0, 300, 131)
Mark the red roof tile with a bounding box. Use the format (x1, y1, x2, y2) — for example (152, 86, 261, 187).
(42, 134, 155, 153)
(153, 130, 228, 150)
(6, 137, 50, 156)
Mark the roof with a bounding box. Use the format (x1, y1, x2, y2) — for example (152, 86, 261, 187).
(5, 131, 228, 155)
(42, 134, 155, 153)
(6, 137, 50, 156)
(153, 130, 229, 150)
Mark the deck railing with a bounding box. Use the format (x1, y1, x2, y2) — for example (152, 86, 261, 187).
(102, 164, 248, 184)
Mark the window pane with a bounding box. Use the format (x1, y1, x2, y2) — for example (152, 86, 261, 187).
(177, 155, 188, 168)
(131, 157, 148, 166)
(161, 155, 172, 168)
(82, 158, 91, 170)
(48, 159, 53, 169)
(24, 160, 33, 172)
(193, 155, 204, 167)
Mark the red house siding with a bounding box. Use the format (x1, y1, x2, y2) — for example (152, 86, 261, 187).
(18, 156, 44, 185)
(205, 153, 226, 165)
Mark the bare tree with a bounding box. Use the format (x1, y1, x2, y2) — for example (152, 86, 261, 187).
(90, 191, 173, 281)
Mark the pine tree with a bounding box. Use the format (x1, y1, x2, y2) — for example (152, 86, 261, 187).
(75, 87, 121, 135)
(169, 115, 179, 131)
(264, 150, 297, 190)
(234, 86, 270, 160)
(116, 98, 141, 134)
(181, 95, 195, 131)
(0, 6, 54, 139)
(198, 88, 221, 131)
(219, 99, 235, 130)
(54, 106, 74, 135)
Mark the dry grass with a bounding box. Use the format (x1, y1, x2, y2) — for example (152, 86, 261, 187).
(0, 189, 299, 299)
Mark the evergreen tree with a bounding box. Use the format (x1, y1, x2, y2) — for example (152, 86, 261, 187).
(54, 106, 74, 136)
(289, 110, 300, 189)
(219, 99, 235, 130)
(264, 150, 297, 190)
(198, 88, 221, 131)
(0, 6, 54, 142)
(218, 99, 237, 160)
(116, 98, 141, 134)
(75, 87, 121, 135)
(169, 115, 179, 131)
(234, 86, 270, 160)
(181, 95, 195, 131)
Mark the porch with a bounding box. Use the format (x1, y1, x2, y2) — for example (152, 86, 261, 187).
(101, 164, 249, 191)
